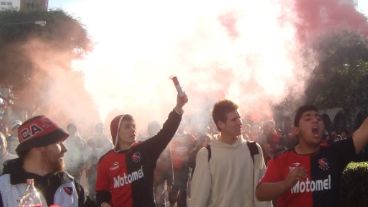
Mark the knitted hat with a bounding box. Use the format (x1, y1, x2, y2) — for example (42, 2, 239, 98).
(110, 115, 124, 147)
(110, 114, 135, 147)
(16, 115, 69, 154)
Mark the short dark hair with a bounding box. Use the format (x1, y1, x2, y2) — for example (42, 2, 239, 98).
(294, 105, 318, 127)
(212, 100, 238, 131)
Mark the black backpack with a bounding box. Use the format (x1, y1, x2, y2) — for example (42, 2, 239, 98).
(190, 141, 259, 177)
(205, 141, 259, 162)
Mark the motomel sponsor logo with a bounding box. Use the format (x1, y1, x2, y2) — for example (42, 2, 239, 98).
(113, 167, 144, 188)
(291, 175, 331, 194)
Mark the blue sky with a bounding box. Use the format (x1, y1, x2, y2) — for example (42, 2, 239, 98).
(357, 0, 368, 15)
(48, 0, 73, 9)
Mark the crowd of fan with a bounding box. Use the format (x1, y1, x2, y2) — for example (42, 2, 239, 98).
(0, 106, 366, 207)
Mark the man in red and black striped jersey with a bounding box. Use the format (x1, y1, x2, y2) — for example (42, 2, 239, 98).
(256, 105, 368, 207)
(95, 93, 188, 207)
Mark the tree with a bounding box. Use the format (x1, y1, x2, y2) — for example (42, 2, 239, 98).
(0, 10, 98, 131)
(305, 30, 368, 110)
(0, 10, 91, 89)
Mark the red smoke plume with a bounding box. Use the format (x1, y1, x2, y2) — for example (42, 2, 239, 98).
(219, 12, 239, 39)
(292, 0, 368, 43)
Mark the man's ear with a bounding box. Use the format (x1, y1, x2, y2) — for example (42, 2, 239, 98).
(31, 146, 46, 154)
(293, 127, 300, 137)
(218, 121, 225, 132)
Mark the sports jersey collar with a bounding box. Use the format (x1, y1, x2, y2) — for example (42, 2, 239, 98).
(292, 147, 320, 156)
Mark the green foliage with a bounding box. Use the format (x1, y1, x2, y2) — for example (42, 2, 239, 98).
(305, 30, 368, 109)
(0, 10, 93, 117)
(0, 10, 90, 52)
(340, 162, 368, 207)
(0, 10, 91, 89)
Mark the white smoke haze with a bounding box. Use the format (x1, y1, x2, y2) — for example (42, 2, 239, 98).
(70, 0, 309, 128)
(65, 0, 313, 133)
(14, 39, 100, 133)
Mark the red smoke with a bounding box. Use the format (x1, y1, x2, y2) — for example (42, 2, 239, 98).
(292, 0, 368, 43)
(219, 12, 239, 39)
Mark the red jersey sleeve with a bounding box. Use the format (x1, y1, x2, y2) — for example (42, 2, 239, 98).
(259, 158, 283, 183)
(96, 156, 110, 191)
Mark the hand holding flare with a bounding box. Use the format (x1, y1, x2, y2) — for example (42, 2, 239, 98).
(171, 76, 185, 97)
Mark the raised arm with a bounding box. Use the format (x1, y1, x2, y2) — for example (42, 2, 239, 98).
(174, 92, 188, 115)
(144, 93, 188, 159)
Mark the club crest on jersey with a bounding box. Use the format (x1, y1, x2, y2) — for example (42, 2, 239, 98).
(318, 158, 330, 171)
(132, 152, 141, 163)
(288, 162, 301, 171)
(63, 187, 73, 195)
(110, 161, 119, 171)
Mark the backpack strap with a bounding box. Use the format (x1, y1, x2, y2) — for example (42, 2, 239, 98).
(191, 145, 211, 174)
(205, 145, 212, 161)
(246, 141, 259, 163)
(206, 141, 259, 163)
(247, 141, 260, 206)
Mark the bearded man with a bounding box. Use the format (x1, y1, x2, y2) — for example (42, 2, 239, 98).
(0, 115, 94, 207)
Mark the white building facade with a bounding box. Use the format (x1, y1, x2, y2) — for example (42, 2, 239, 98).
(0, 0, 20, 11)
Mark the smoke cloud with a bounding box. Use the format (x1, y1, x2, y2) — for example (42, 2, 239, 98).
(67, 0, 302, 133)
(291, 0, 368, 43)
(13, 39, 99, 134)
(16, 0, 367, 137)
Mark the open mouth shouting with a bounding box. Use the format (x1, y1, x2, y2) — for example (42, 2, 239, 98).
(312, 127, 320, 137)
